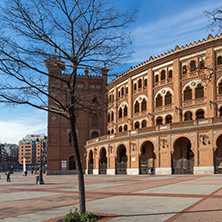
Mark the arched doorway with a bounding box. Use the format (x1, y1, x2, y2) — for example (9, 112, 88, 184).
(172, 137, 194, 174)
(69, 156, 76, 170)
(116, 145, 127, 174)
(88, 150, 93, 174)
(139, 141, 156, 174)
(99, 148, 107, 174)
(214, 135, 222, 174)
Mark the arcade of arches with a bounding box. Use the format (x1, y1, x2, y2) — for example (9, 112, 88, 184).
(86, 132, 222, 175)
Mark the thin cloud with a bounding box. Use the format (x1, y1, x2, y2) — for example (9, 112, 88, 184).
(0, 110, 47, 144)
(127, 1, 220, 65)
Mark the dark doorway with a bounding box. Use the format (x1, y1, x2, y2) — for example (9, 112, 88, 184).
(139, 141, 156, 174)
(99, 148, 107, 174)
(88, 150, 93, 174)
(69, 156, 76, 170)
(116, 145, 127, 174)
(172, 137, 194, 174)
(215, 135, 222, 174)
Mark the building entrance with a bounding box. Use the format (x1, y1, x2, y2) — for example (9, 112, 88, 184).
(116, 145, 127, 174)
(139, 141, 156, 174)
(88, 150, 93, 174)
(215, 135, 222, 174)
(69, 156, 76, 170)
(172, 137, 194, 174)
(99, 148, 107, 174)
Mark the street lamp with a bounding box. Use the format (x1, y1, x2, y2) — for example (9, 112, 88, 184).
(36, 138, 44, 184)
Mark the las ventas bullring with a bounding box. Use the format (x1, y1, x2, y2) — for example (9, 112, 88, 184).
(46, 34, 222, 176)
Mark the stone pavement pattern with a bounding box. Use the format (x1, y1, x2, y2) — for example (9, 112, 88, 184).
(0, 172, 222, 221)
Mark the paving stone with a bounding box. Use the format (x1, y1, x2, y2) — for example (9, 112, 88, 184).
(135, 184, 221, 195)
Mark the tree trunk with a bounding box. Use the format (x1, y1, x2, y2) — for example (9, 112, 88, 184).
(69, 111, 86, 214)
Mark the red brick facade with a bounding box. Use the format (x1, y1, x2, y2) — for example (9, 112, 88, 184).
(46, 58, 107, 174)
(85, 34, 222, 175)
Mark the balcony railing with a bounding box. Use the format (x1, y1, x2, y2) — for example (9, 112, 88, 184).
(182, 97, 206, 107)
(86, 116, 222, 145)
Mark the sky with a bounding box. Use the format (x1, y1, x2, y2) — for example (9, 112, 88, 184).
(0, 0, 221, 145)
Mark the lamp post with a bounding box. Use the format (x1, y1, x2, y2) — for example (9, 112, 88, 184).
(39, 146, 44, 184)
(37, 138, 44, 184)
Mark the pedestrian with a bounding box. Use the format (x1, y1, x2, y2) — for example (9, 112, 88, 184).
(31, 170, 33, 175)
(150, 167, 155, 176)
(36, 171, 39, 184)
(24, 170, 28, 176)
(5, 171, 11, 182)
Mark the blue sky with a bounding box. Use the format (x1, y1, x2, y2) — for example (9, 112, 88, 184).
(0, 0, 221, 144)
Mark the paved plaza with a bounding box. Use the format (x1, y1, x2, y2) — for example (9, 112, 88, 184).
(0, 172, 222, 221)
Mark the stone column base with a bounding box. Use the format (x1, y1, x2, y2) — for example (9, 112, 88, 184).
(107, 169, 115, 175)
(93, 169, 99, 175)
(193, 166, 214, 174)
(155, 167, 172, 175)
(127, 168, 139, 175)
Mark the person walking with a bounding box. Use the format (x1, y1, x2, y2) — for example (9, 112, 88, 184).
(5, 171, 11, 182)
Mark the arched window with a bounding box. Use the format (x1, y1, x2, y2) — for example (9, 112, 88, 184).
(119, 107, 122, 118)
(138, 79, 142, 88)
(109, 95, 112, 102)
(184, 86, 192, 101)
(126, 87, 128, 94)
(219, 107, 222, 116)
(121, 87, 124, 96)
(135, 121, 140, 129)
(196, 109, 205, 119)
(165, 91, 172, 105)
(119, 126, 122, 132)
(199, 60, 204, 69)
(156, 94, 162, 107)
(144, 79, 147, 86)
(107, 130, 110, 135)
(195, 83, 204, 99)
(111, 111, 114, 121)
(91, 131, 99, 138)
(190, 60, 196, 71)
(165, 115, 172, 124)
(141, 120, 147, 128)
(124, 105, 127, 116)
(156, 117, 163, 125)
(124, 124, 128, 131)
(92, 114, 99, 125)
(141, 99, 147, 111)
(184, 111, 193, 121)
(168, 70, 173, 78)
(219, 81, 222, 94)
(182, 65, 187, 74)
(135, 101, 139, 113)
(155, 75, 159, 83)
(108, 113, 110, 123)
(134, 83, 137, 90)
(161, 70, 166, 80)
(118, 91, 120, 97)
(217, 56, 222, 65)
(111, 129, 114, 134)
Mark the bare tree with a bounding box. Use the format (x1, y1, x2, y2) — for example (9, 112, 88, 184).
(0, 0, 135, 214)
(205, 6, 222, 32)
